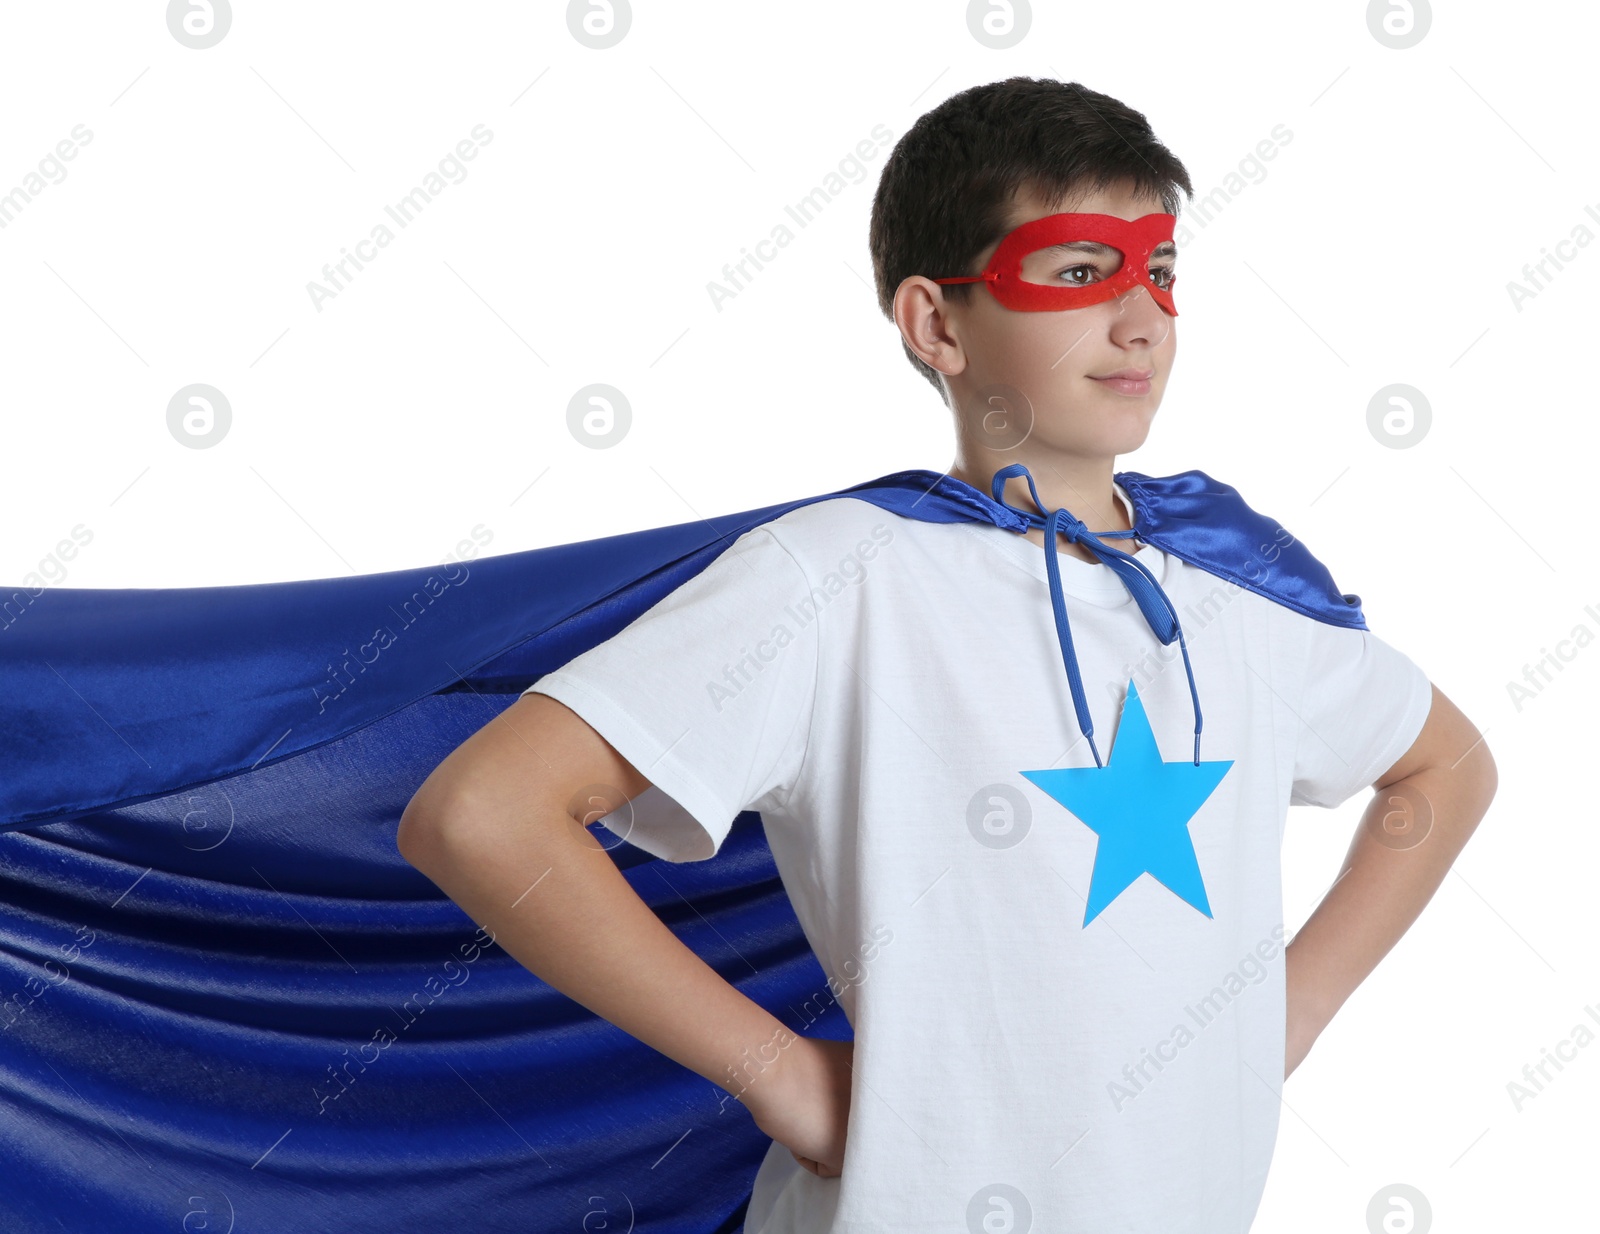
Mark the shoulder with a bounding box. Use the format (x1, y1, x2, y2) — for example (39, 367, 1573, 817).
(1119, 467, 1368, 631)
(751, 494, 927, 570)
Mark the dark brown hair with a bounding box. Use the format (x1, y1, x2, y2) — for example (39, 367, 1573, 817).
(869, 77, 1194, 403)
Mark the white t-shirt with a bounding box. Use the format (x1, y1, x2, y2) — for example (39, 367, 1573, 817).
(525, 484, 1433, 1234)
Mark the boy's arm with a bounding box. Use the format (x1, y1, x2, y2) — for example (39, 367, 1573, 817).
(395, 691, 806, 1113)
(1284, 681, 1498, 1075)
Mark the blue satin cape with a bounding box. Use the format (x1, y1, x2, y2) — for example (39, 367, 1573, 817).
(0, 467, 1364, 1233)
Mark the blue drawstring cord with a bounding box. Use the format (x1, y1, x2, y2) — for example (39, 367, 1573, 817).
(990, 462, 1204, 767)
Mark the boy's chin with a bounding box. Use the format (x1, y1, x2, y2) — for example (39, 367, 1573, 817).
(1086, 395, 1162, 434)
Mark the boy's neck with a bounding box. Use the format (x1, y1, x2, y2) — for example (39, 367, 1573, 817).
(946, 454, 1141, 562)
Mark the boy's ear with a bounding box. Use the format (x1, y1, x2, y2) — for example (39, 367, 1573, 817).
(893, 275, 967, 379)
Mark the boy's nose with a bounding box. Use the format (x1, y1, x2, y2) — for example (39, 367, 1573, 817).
(1108, 285, 1173, 346)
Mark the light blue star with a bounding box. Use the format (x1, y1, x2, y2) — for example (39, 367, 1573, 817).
(1021, 679, 1233, 927)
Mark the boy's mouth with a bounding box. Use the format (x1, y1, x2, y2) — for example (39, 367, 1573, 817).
(1088, 368, 1154, 395)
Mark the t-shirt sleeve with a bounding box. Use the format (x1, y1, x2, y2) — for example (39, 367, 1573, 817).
(523, 525, 818, 862)
(1289, 620, 1434, 809)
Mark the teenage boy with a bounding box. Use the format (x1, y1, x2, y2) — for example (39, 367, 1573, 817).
(397, 77, 1496, 1232)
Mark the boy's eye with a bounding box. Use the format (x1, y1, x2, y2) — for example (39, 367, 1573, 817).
(1150, 265, 1177, 290)
(1056, 263, 1101, 286)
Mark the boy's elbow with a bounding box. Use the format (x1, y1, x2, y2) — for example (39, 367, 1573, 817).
(1474, 740, 1499, 807)
(1447, 704, 1498, 808)
(396, 785, 459, 872)
(396, 692, 633, 873)
(1436, 725, 1498, 833)
(397, 774, 569, 877)
(396, 771, 499, 873)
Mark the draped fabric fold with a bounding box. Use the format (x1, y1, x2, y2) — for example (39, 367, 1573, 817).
(0, 466, 1364, 1232)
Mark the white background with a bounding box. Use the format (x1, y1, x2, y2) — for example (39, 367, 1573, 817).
(1, 3, 1594, 1231)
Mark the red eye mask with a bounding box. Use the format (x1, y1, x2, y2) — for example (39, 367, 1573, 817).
(932, 212, 1178, 315)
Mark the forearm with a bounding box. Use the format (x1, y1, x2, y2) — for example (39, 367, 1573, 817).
(1286, 760, 1495, 1034)
(400, 794, 797, 1105)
